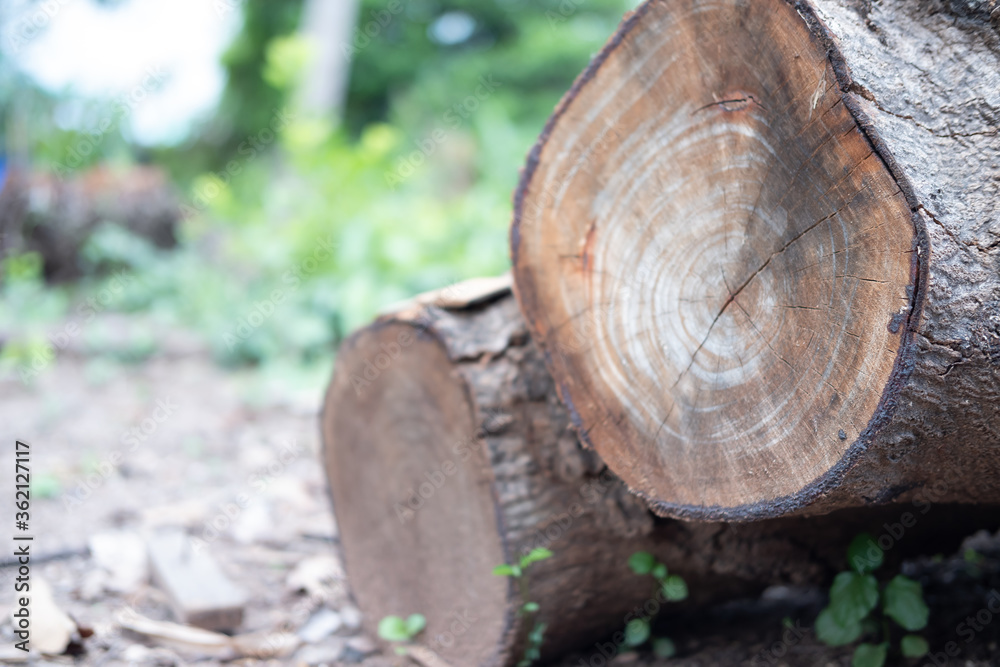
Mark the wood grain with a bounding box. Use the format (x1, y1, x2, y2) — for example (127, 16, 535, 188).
(513, 0, 921, 517)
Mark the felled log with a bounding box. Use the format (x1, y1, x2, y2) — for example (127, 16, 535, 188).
(320, 281, 998, 665)
(0, 166, 178, 281)
(510, 0, 1000, 521)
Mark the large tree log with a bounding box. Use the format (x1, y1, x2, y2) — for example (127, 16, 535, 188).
(320, 282, 999, 665)
(510, 0, 1000, 521)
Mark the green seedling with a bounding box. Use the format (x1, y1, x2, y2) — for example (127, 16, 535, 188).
(625, 551, 688, 657)
(377, 613, 426, 655)
(494, 547, 553, 666)
(815, 533, 930, 667)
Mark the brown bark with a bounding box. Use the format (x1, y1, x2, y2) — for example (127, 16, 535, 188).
(510, 0, 1000, 521)
(321, 282, 999, 665)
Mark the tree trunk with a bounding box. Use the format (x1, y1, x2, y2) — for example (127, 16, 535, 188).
(510, 0, 1000, 521)
(297, 0, 359, 118)
(321, 281, 998, 666)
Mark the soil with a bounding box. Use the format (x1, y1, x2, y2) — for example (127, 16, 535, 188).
(1, 311, 998, 667)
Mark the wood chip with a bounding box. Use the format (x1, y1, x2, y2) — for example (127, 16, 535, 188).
(146, 530, 248, 631)
(120, 613, 301, 660)
(406, 644, 453, 667)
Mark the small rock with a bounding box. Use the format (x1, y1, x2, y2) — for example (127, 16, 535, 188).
(0, 646, 29, 662)
(295, 639, 346, 665)
(286, 555, 344, 601)
(121, 644, 181, 665)
(346, 635, 375, 654)
(298, 608, 343, 643)
(338, 604, 362, 630)
(77, 569, 107, 602)
(232, 501, 272, 545)
(89, 530, 148, 593)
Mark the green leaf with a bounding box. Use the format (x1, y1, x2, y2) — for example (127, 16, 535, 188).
(629, 551, 656, 575)
(378, 615, 410, 642)
(964, 548, 984, 565)
(624, 618, 650, 647)
(900, 634, 929, 658)
(815, 608, 862, 647)
(520, 548, 553, 568)
(652, 563, 668, 580)
(883, 575, 929, 631)
(828, 572, 879, 625)
(523, 602, 540, 613)
(528, 621, 546, 643)
(405, 614, 426, 636)
(662, 575, 688, 601)
(29, 473, 61, 499)
(493, 564, 521, 577)
(848, 533, 884, 574)
(852, 642, 887, 667)
(652, 637, 676, 658)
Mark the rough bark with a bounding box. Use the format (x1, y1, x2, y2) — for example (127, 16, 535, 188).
(510, 0, 1000, 521)
(321, 281, 999, 665)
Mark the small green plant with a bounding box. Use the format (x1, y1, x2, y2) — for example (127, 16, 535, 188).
(377, 613, 426, 655)
(493, 547, 554, 667)
(815, 533, 930, 667)
(625, 551, 688, 658)
(964, 547, 986, 578)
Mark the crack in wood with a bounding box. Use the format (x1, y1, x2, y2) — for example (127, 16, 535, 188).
(670, 202, 852, 391)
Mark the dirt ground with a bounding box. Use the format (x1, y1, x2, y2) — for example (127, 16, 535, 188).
(1, 311, 999, 667)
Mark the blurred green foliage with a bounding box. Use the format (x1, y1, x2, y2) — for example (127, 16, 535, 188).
(1, 0, 638, 382)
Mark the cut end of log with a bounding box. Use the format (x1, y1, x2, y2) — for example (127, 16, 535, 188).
(321, 322, 509, 665)
(511, 0, 924, 519)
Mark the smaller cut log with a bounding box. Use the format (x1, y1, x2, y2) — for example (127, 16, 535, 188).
(321, 279, 999, 666)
